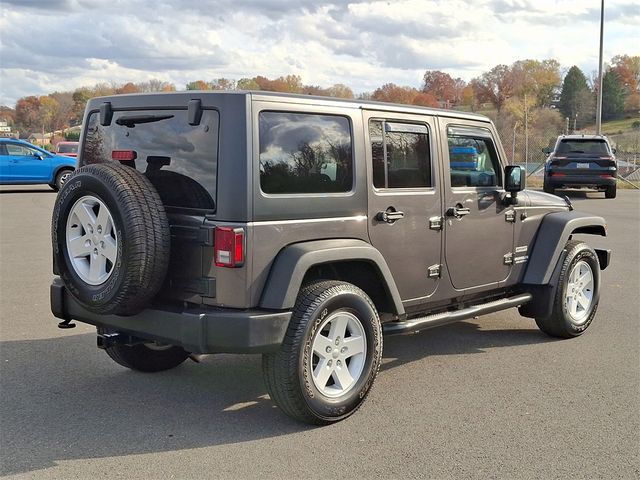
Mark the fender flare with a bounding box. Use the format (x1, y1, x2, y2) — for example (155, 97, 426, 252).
(522, 211, 606, 285)
(259, 239, 404, 315)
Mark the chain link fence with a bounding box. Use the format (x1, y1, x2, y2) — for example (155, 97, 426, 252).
(496, 124, 640, 187)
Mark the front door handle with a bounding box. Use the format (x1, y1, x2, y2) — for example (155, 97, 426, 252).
(377, 208, 405, 224)
(446, 204, 471, 219)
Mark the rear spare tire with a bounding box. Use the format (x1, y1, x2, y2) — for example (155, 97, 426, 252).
(52, 163, 170, 316)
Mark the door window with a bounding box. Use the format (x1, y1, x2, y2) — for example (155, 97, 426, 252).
(447, 127, 501, 188)
(6, 144, 39, 156)
(370, 120, 432, 189)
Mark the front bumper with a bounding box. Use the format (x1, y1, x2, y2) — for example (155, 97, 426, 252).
(50, 278, 291, 354)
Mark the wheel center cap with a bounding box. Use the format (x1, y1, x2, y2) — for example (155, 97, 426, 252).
(332, 350, 340, 359)
(93, 234, 99, 245)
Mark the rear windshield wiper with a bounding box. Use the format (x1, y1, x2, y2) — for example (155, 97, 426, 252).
(115, 114, 174, 128)
(569, 150, 585, 153)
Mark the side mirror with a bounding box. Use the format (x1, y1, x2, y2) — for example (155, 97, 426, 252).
(612, 147, 617, 154)
(504, 165, 524, 204)
(33, 152, 44, 160)
(542, 147, 552, 156)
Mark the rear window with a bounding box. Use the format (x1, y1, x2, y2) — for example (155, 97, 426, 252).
(57, 143, 78, 154)
(556, 139, 610, 155)
(83, 109, 218, 211)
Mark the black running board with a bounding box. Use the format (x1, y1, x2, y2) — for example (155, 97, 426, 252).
(383, 293, 532, 335)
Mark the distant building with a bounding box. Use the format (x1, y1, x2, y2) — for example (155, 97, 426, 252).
(28, 133, 49, 146)
(0, 121, 18, 139)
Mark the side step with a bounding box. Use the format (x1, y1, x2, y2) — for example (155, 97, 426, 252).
(383, 293, 532, 335)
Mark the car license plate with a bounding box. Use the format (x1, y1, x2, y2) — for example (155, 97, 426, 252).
(577, 163, 590, 168)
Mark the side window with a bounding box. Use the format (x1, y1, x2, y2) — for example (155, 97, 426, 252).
(369, 120, 432, 189)
(447, 127, 501, 188)
(259, 112, 353, 194)
(6, 144, 34, 156)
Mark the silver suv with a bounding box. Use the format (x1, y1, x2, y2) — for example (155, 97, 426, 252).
(51, 91, 611, 424)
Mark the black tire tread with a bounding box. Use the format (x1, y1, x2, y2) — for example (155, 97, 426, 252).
(263, 280, 381, 425)
(535, 240, 599, 338)
(53, 163, 170, 315)
(605, 185, 616, 199)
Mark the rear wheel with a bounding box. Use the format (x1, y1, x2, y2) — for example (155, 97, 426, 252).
(535, 240, 600, 338)
(262, 281, 382, 425)
(98, 328, 189, 372)
(605, 185, 616, 199)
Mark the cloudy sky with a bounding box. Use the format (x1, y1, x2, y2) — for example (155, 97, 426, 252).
(1, 0, 638, 106)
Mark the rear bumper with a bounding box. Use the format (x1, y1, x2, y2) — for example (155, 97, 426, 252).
(546, 173, 616, 189)
(50, 278, 291, 354)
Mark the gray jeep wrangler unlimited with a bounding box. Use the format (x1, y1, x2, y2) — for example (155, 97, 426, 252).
(51, 91, 611, 424)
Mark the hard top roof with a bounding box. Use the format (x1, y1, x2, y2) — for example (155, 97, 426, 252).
(89, 90, 490, 123)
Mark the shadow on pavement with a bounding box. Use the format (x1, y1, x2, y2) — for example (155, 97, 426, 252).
(1, 321, 553, 475)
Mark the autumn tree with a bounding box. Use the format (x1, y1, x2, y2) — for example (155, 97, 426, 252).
(237, 77, 260, 90)
(510, 59, 561, 106)
(116, 82, 140, 94)
(210, 78, 236, 90)
(326, 84, 354, 99)
(610, 54, 640, 112)
(471, 64, 514, 112)
(559, 66, 594, 129)
(411, 92, 438, 108)
(15, 96, 41, 131)
(71, 88, 92, 125)
(459, 85, 478, 111)
(0, 106, 16, 125)
(371, 83, 418, 105)
(38, 96, 59, 133)
(186, 80, 211, 90)
(137, 79, 176, 92)
(422, 70, 463, 105)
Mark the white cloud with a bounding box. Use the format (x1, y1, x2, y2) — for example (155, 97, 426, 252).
(0, 0, 638, 105)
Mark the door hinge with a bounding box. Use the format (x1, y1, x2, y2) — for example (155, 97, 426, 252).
(429, 216, 443, 231)
(505, 210, 516, 223)
(503, 253, 514, 265)
(427, 264, 441, 278)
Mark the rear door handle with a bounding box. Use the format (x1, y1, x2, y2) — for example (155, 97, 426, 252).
(446, 205, 471, 218)
(377, 209, 405, 224)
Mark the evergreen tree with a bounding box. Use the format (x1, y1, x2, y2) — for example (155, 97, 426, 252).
(559, 66, 594, 130)
(601, 69, 625, 120)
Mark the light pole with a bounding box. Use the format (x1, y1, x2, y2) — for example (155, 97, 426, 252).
(595, 0, 605, 135)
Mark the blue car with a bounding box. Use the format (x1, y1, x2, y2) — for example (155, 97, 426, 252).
(0, 138, 76, 190)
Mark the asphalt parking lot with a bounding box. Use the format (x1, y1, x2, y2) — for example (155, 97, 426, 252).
(1, 186, 638, 479)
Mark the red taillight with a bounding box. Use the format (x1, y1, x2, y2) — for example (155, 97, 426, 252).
(214, 227, 244, 268)
(112, 150, 137, 161)
(550, 172, 566, 177)
(599, 174, 614, 178)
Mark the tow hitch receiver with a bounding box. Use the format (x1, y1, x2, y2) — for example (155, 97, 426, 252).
(97, 331, 142, 350)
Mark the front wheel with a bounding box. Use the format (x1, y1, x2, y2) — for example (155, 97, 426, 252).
(535, 240, 600, 338)
(262, 281, 382, 425)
